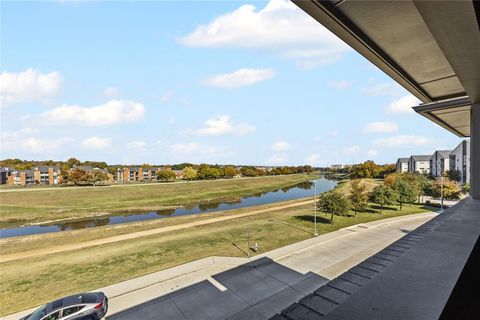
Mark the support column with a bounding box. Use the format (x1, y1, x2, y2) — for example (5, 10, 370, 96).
(471, 103, 480, 199)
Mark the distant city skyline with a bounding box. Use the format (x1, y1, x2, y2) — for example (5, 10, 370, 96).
(1, 0, 462, 166)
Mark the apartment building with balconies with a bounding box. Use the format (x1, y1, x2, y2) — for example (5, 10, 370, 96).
(5, 166, 61, 186)
(33, 166, 61, 185)
(7, 170, 35, 186)
(449, 140, 470, 185)
(408, 155, 430, 175)
(396, 158, 409, 173)
(429, 150, 451, 178)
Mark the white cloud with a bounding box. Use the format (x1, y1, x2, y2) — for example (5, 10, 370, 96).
(1, 127, 38, 152)
(328, 80, 350, 90)
(40, 99, 145, 126)
(168, 117, 176, 125)
(20, 137, 73, 153)
(178, 0, 349, 68)
(271, 141, 291, 152)
(387, 95, 420, 114)
(361, 82, 404, 97)
(364, 121, 399, 133)
(1, 134, 73, 154)
(0, 68, 61, 105)
(373, 134, 430, 148)
(126, 140, 147, 151)
(344, 145, 360, 154)
(203, 68, 275, 88)
(81, 136, 112, 150)
(366, 149, 379, 158)
(305, 154, 321, 166)
(267, 154, 287, 165)
(197, 115, 255, 136)
(104, 86, 120, 97)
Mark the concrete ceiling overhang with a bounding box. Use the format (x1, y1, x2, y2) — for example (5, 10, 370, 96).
(293, 0, 480, 137)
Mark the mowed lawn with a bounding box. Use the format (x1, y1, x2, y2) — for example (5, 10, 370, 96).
(0, 174, 313, 226)
(0, 198, 435, 316)
(335, 178, 383, 194)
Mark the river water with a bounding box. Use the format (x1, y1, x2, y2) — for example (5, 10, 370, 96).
(0, 177, 337, 238)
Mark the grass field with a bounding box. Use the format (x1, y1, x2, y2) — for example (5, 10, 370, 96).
(0, 174, 314, 227)
(0, 193, 435, 315)
(334, 178, 382, 194)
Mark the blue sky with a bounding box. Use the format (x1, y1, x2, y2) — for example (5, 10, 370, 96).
(0, 0, 462, 166)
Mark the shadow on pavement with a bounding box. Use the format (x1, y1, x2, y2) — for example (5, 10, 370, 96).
(106, 257, 328, 320)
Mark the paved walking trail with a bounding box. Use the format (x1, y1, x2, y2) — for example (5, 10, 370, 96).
(0, 199, 313, 263)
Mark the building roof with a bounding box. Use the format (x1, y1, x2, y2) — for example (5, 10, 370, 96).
(410, 155, 430, 161)
(293, 0, 480, 137)
(450, 140, 470, 155)
(433, 150, 453, 159)
(397, 158, 409, 163)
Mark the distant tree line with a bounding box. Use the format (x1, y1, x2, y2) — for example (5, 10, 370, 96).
(2, 158, 316, 185)
(0, 158, 108, 171)
(156, 164, 315, 182)
(327, 160, 396, 179)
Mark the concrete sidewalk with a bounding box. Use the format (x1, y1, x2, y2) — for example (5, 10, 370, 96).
(1, 212, 437, 320)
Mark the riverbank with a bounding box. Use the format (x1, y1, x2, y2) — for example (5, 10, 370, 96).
(0, 174, 316, 227)
(0, 194, 436, 315)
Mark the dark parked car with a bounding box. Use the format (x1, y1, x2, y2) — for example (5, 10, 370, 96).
(20, 292, 108, 320)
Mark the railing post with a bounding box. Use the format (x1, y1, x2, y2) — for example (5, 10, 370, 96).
(471, 103, 480, 199)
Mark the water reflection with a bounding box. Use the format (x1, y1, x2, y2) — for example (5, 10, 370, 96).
(296, 181, 314, 190)
(155, 208, 176, 216)
(198, 202, 222, 211)
(59, 217, 111, 231)
(0, 177, 337, 238)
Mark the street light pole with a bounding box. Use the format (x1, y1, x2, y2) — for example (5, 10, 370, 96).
(440, 176, 444, 211)
(313, 182, 318, 237)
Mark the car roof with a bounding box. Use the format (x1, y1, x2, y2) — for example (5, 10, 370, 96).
(45, 293, 100, 313)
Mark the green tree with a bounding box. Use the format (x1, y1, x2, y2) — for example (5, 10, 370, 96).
(223, 166, 238, 178)
(445, 169, 461, 182)
(240, 167, 258, 177)
(197, 164, 222, 179)
(157, 170, 177, 182)
(349, 180, 368, 217)
(68, 168, 88, 186)
(182, 167, 197, 181)
(255, 168, 267, 176)
(66, 157, 81, 169)
(369, 185, 398, 213)
(432, 177, 461, 200)
(317, 191, 351, 223)
(394, 179, 417, 210)
(90, 171, 108, 186)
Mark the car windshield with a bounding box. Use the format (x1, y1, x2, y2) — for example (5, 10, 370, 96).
(25, 305, 47, 320)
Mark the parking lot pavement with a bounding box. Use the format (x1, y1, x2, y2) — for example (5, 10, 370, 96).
(107, 257, 328, 320)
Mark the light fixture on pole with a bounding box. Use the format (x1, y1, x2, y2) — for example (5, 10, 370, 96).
(313, 181, 318, 237)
